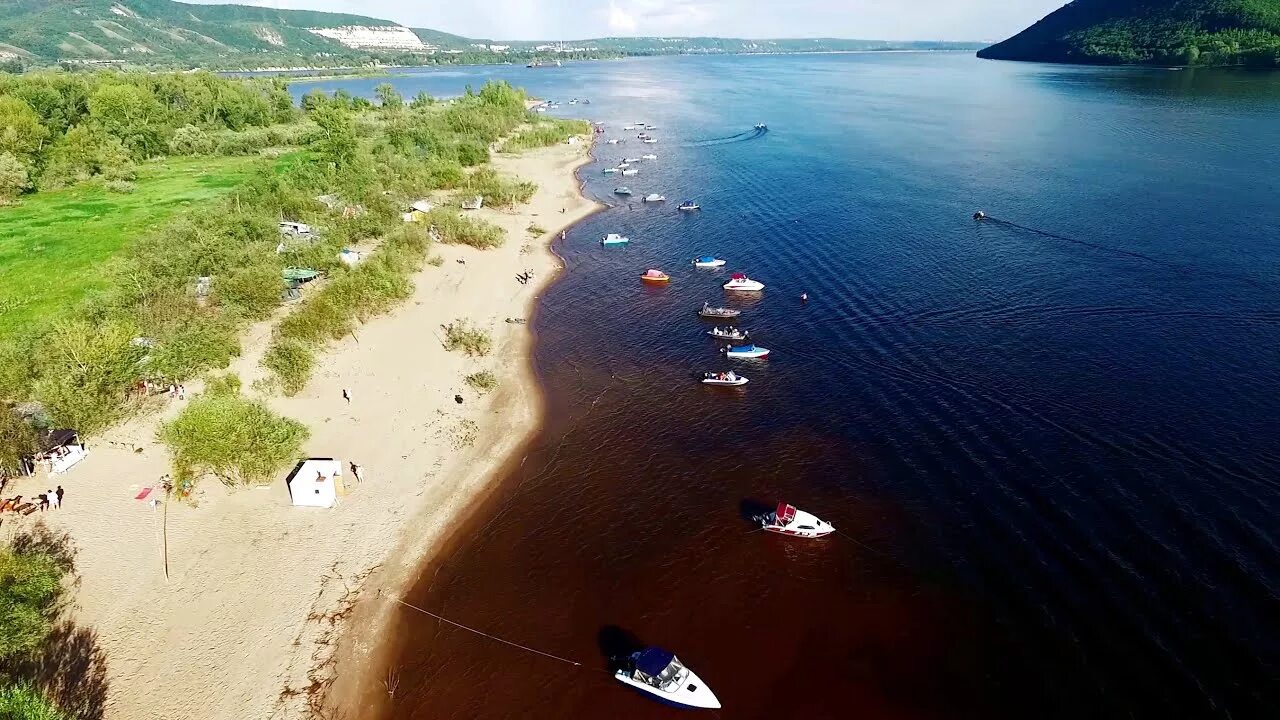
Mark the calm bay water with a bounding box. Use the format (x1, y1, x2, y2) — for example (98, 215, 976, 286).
(310, 55, 1280, 718)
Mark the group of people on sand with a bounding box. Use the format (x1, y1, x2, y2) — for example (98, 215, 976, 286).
(37, 485, 64, 510)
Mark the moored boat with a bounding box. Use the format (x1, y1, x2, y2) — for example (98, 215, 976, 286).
(641, 269, 670, 284)
(692, 256, 725, 268)
(678, 200, 701, 211)
(643, 138, 658, 144)
(601, 233, 630, 246)
(623, 125, 636, 130)
(641, 153, 657, 160)
(616, 162, 631, 170)
(622, 168, 638, 176)
(602, 167, 619, 174)
(614, 647, 721, 709)
(723, 273, 764, 292)
(707, 327, 748, 340)
(614, 186, 632, 195)
(644, 193, 665, 203)
(723, 343, 770, 359)
(624, 157, 641, 163)
(701, 371, 748, 387)
(698, 302, 741, 319)
(760, 502, 834, 538)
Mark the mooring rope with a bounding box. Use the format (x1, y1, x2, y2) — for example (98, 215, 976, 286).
(395, 598, 583, 667)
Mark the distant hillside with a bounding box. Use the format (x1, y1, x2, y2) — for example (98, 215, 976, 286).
(979, 0, 1280, 66)
(453, 35, 983, 55)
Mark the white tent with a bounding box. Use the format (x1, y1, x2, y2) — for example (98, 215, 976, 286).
(286, 458, 345, 508)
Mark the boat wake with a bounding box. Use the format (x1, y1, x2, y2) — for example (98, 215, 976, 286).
(686, 126, 768, 147)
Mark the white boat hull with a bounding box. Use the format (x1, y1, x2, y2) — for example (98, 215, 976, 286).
(703, 376, 748, 386)
(694, 259, 725, 268)
(726, 349, 769, 359)
(762, 507, 834, 538)
(622, 169, 638, 176)
(615, 669, 721, 708)
(723, 279, 765, 292)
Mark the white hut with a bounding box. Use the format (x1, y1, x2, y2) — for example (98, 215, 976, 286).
(286, 458, 345, 508)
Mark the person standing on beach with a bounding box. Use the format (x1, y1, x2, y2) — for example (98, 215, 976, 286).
(350, 463, 364, 483)
(342, 387, 351, 404)
(178, 384, 186, 400)
(47, 488, 59, 509)
(56, 485, 64, 508)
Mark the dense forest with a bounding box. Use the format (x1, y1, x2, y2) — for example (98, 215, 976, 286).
(980, 0, 1280, 66)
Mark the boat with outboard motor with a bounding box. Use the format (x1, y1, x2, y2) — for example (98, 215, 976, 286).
(678, 200, 701, 211)
(642, 153, 657, 160)
(692, 256, 725, 268)
(723, 273, 765, 292)
(759, 502, 834, 538)
(723, 343, 770, 359)
(644, 194, 665, 203)
(622, 169, 638, 176)
(641, 269, 670, 285)
(624, 157, 641, 163)
(701, 371, 748, 387)
(614, 187, 632, 196)
(707, 327, 748, 340)
(623, 125, 636, 130)
(643, 138, 658, 144)
(602, 167, 619, 174)
(698, 302, 741, 319)
(755, 123, 768, 130)
(601, 233, 630, 246)
(616, 162, 631, 170)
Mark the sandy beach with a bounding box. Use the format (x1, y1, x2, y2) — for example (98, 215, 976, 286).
(1, 140, 601, 720)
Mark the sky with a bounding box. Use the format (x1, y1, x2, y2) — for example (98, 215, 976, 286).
(183, 0, 1067, 42)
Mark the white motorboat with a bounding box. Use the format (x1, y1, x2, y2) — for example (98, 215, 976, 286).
(707, 327, 748, 340)
(692, 256, 725, 268)
(723, 273, 764, 292)
(644, 194, 665, 203)
(616, 162, 631, 170)
(623, 125, 636, 130)
(701, 372, 748, 387)
(755, 123, 768, 130)
(624, 157, 641, 163)
(614, 187, 633, 195)
(642, 138, 658, 144)
(760, 502, 834, 538)
(622, 168, 638, 176)
(642, 153, 657, 160)
(607, 139, 622, 144)
(602, 167, 619, 174)
(723, 343, 770, 359)
(678, 200, 701, 211)
(637, 133, 651, 140)
(601, 233, 630, 246)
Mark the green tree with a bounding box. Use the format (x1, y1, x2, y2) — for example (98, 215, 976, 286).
(409, 91, 436, 109)
(0, 546, 66, 662)
(0, 406, 37, 479)
(87, 83, 167, 158)
(374, 82, 403, 109)
(0, 152, 31, 202)
(0, 682, 68, 720)
(32, 319, 145, 434)
(309, 104, 357, 170)
(0, 96, 49, 167)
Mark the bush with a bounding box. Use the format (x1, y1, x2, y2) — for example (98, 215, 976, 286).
(426, 210, 504, 249)
(427, 254, 444, 267)
(144, 318, 240, 383)
(32, 320, 145, 434)
(500, 119, 591, 153)
(463, 370, 498, 393)
(103, 179, 136, 194)
(0, 546, 67, 662)
(168, 124, 215, 156)
(0, 152, 31, 202)
(527, 223, 546, 236)
(458, 167, 536, 208)
(215, 264, 283, 321)
(158, 391, 309, 491)
(262, 338, 314, 396)
(443, 320, 491, 357)
(0, 682, 68, 720)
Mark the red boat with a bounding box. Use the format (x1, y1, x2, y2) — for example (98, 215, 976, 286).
(760, 502, 834, 538)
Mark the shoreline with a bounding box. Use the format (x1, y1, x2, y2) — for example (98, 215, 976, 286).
(320, 145, 605, 718)
(0, 140, 602, 719)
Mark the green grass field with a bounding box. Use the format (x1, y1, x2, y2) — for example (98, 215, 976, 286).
(0, 156, 268, 340)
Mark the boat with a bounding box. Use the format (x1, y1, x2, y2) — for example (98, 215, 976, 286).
(692, 256, 725, 268)
(642, 138, 658, 144)
(644, 194, 665, 203)
(616, 163, 631, 170)
(614, 187, 632, 195)
(755, 123, 768, 130)
(760, 502, 834, 538)
(624, 157, 641, 163)
(614, 647, 722, 709)
(637, 133, 651, 140)
(642, 153, 657, 160)
(699, 302, 741, 319)
(707, 327, 748, 340)
(701, 371, 748, 387)
(723, 273, 764, 292)
(678, 200, 701, 211)
(723, 343, 770, 359)
(622, 169, 638, 176)
(623, 125, 636, 130)
(568, 99, 578, 105)
(602, 167, 619, 174)
(644, 125, 659, 130)
(607, 139, 623, 144)
(601, 233, 630, 246)
(641, 269, 670, 284)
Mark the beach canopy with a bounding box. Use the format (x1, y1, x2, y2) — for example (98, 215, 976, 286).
(635, 648, 675, 677)
(731, 272, 746, 280)
(644, 269, 666, 278)
(776, 502, 797, 525)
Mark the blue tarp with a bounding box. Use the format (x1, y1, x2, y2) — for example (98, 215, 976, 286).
(730, 345, 756, 352)
(696, 256, 715, 263)
(635, 647, 675, 676)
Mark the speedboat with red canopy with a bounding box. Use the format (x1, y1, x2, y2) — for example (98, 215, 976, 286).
(760, 502, 834, 538)
(614, 647, 722, 709)
(723, 273, 764, 292)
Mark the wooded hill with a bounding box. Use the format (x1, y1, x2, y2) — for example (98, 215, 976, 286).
(979, 0, 1280, 67)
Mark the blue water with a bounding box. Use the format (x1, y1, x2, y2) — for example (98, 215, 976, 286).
(314, 55, 1280, 718)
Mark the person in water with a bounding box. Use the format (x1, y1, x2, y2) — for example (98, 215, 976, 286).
(801, 292, 809, 302)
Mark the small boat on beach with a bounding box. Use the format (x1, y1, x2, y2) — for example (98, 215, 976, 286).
(699, 302, 741, 319)
(601, 233, 630, 246)
(759, 502, 834, 538)
(614, 187, 633, 196)
(723, 273, 764, 292)
(707, 327, 748, 340)
(641, 269, 670, 285)
(622, 169, 638, 176)
(723, 343, 770, 359)
(644, 194, 665, 203)
(692, 256, 725, 268)
(641, 153, 657, 160)
(701, 371, 748, 387)
(678, 200, 701, 211)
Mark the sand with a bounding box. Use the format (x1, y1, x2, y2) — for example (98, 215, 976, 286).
(1, 140, 601, 720)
